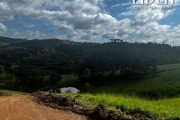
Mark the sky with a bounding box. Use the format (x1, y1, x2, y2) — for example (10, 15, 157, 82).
(0, 0, 180, 45)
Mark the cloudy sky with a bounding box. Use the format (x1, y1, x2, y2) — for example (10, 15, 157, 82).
(0, 0, 180, 45)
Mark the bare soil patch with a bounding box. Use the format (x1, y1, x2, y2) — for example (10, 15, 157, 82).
(0, 94, 87, 120)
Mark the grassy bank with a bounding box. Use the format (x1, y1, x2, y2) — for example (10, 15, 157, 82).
(62, 93, 180, 119)
(60, 64, 180, 119)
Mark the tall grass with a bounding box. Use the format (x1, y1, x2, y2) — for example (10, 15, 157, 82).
(62, 93, 180, 119)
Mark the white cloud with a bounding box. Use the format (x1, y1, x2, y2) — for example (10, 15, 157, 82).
(132, 22, 180, 45)
(0, 2, 14, 21)
(0, 23, 7, 32)
(2, 0, 114, 31)
(135, 10, 165, 23)
(135, 22, 170, 39)
(111, 2, 131, 8)
(24, 24, 35, 28)
(6, 29, 45, 39)
(117, 0, 180, 45)
(0, 0, 179, 45)
(61, 0, 100, 14)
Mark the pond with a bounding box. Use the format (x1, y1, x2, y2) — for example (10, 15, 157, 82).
(60, 87, 80, 94)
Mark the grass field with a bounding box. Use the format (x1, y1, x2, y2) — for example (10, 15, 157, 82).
(158, 63, 180, 72)
(61, 93, 180, 119)
(87, 64, 180, 98)
(60, 63, 180, 119)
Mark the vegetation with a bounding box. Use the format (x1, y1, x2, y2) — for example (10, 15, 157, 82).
(0, 89, 26, 94)
(88, 68, 180, 99)
(61, 93, 180, 119)
(1, 36, 180, 118)
(0, 36, 180, 91)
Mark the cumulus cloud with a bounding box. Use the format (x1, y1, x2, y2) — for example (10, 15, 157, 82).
(6, 29, 45, 39)
(0, 23, 7, 32)
(134, 22, 170, 40)
(0, 2, 14, 21)
(1, 0, 118, 35)
(136, 10, 165, 22)
(117, 0, 179, 44)
(111, 2, 131, 8)
(0, 0, 179, 45)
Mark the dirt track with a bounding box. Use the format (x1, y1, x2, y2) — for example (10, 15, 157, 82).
(0, 94, 88, 120)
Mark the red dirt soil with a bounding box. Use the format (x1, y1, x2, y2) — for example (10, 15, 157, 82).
(0, 94, 88, 120)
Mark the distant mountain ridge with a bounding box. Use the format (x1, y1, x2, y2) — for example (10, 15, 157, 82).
(0, 36, 26, 43)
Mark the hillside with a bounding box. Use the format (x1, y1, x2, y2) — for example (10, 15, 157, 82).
(0, 36, 180, 92)
(86, 63, 180, 98)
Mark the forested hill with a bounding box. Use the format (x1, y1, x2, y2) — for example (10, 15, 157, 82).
(0, 36, 180, 73)
(0, 36, 25, 47)
(0, 37, 180, 68)
(0, 36, 180, 90)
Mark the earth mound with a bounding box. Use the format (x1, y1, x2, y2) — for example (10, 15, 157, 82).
(32, 92, 156, 120)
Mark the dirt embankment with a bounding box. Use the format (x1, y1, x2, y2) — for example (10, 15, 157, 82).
(32, 92, 156, 120)
(0, 94, 87, 120)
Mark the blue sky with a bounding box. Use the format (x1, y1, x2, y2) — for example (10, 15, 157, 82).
(0, 0, 180, 45)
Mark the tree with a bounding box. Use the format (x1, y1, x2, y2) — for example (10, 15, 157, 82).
(14, 65, 44, 91)
(49, 73, 62, 86)
(152, 65, 158, 74)
(85, 82, 90, 92)
(84, 68, 91, 82)
(4, 61, 12, 68)
(0, 66, 3, 74)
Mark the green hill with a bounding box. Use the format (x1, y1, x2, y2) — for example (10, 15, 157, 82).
(1, 36, 180, 94)
(87, 64, 180, 98)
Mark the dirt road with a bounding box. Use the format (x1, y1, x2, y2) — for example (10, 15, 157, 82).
(0, 94, 88, 120)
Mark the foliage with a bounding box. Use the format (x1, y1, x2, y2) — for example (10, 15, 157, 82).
(85, 82, 90, 92)
(83, 68, 91, 82)
(14, 65, 45, 91)
(49, 73, 62, 86)
(1, 36, 180, 118)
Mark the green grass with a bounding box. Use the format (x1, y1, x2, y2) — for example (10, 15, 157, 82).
(88, 68, 180, 98)
(43, 74, 80, 87)
(158, 63, 180, 72)
(61, 93, 180, 119)
(59, 63, 180, 119)
(56, 74, 81, 88)
(41, 63, 180, 98)
(0, 89, 27, 94)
